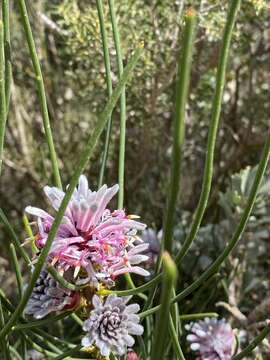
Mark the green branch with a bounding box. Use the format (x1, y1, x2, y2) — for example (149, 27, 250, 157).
(169, 315, 185, 360)
(0, 298, 11, 360)
(96, 0, 113, 187)
(163, 8, 197, 253)
(99, 273, 162, 297)
(151, 253, 178, 360)
(12, 312, 70, 331)
(47, 265, 83, 291)
(0, 20, 6, 175)
(17, 0, 62, 188)
(52, 345, 82, 360)
(9, 244, 23, 297)
(2, 0, 11, 110)
(108, 0, 127, 209)
(175, 0, 242, 263)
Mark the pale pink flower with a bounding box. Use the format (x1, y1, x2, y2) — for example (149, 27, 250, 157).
(26, 175, 149, 284)
(186, 318, 234, 360)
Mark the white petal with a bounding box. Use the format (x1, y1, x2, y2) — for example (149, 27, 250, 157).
(25, 206, 53, 220)
(81, 336, 94, 348)
(98, 341, 110, 357)
(128, 323, 144, 335)
(125, 303, 140, 314)
(92, 295, 102, 308)
(196, 329, 206, 337)
(44, 186, 65, 210)
(92, 184, 119, 225)
(129, 254, 149, 264)
(187, 334, 198, 342)
(123, 334, 135, 347)
(129, 266, 150, 277)
(78, 175, 89, 198)
(190, 343, 200, 351)
(128, 243, 149, 255)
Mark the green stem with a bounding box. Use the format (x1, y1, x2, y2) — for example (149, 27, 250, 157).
(108, 0, 126, 209)
(140, 307, 219, 320)
(124, 273, 148, 300)
(169, 315, 185, 360)
(10, 347, 23, 360)
(96, 0, 113, 187)
(21, 338, 27, 360)
(100, 273, 162, 296)
(12, 312, 70, 331)
(232, 321, 270, 359)
(151, 253, 178, 360)
(47, 265, 83, 291)
(30, 331, 62, 354)
(0, 19, 6, 175)
(71, 313, 83, 326)
(179, 312, 218, 321)
(9, 244, 23, 297)
(23, 333, 57, 357)
(175, 0, 242, 263)
(0, 298, 10, 360)
(163, 9, 197, 253)
(0, 208, 32, 266)
(171, 288, 180, 337)
(0, 289, 13, 313)
(138, 335, 147, 360)
(22, 213, 38, 254)
(52, 345, 82, 360)
(2, 0, 11, 110)
(0, 45, 143, 340)
(17, 0, 62, 188)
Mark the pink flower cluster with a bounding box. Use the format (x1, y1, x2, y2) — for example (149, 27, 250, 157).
(26, 175, 149, 285)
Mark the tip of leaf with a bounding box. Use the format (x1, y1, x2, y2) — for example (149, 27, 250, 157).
(162, 252, 178, 279)
(186, 7, 197, 18)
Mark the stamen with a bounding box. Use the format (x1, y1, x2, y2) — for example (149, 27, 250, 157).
(74, 265, 81, 278)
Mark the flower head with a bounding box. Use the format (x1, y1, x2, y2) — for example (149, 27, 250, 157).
(26, 175, 149, 285)
(25, 269, 79, 319)
(81, 294, 143, 357)
(186, 318, 234, 360)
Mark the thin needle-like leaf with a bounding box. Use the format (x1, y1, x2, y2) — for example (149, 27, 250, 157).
(0, 19, 6, 175)
(151, 253, 178, 360)
(96, 0, 113, 186)
(108, 0, 126, 209)
(17, 0, 62, 188)
(163, 8, 197, 254)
